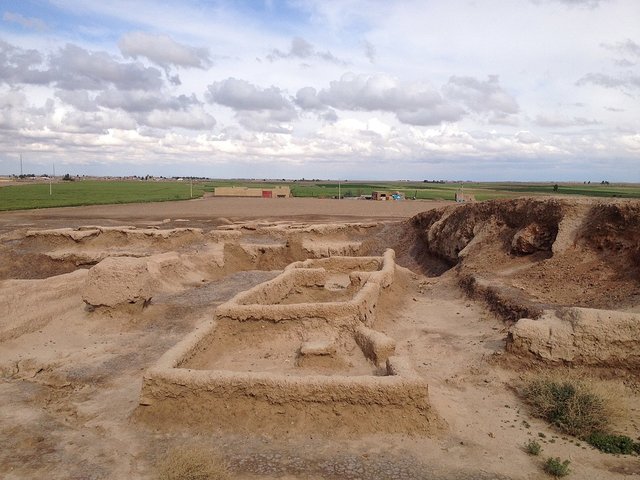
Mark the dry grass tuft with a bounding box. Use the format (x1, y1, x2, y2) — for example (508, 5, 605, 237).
(520, 370, 627, 438)
(157, 446, 230, 480)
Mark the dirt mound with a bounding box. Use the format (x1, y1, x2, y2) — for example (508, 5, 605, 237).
(0, 270, 87, 341)
(82, 256, 155, 308)
(81, 248, 228, 309)
(577, 202, 640, 277)
(411, 197, 563, 264)
(409, 197, 640, 314)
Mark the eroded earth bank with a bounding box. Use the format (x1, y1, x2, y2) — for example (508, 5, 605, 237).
(0, 197, 638, 479)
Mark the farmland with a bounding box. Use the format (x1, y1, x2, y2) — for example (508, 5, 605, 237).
(0, 180, 206, 211)
(1, 177, 640, 211)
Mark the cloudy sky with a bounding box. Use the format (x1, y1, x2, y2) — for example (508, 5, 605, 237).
(0, 0, 638, 180)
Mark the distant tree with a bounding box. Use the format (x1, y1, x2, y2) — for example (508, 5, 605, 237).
(62, 173, 73, 181)
(553, 184, 559, 192)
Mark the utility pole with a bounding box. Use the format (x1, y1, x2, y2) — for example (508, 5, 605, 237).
(20, 153, 23, 176)
(338, 181, 341, 200)
(190, 177, 193, 198)
(50, 162, 54, 196)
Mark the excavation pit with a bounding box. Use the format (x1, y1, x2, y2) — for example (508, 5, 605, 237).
(137, 249, 432, 434)
(182, 320, 389, 376)
(215, 250, 396, 324)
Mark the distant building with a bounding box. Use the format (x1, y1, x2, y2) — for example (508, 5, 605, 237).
(213, 186, 291, 198)
(371, 191, 390, 201)
(372, 191, 404, 201)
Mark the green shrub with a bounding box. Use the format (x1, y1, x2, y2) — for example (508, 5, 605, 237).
(543, 457, 570, 477)
(521, 374, 621, 438)
(586, 432, 640, 455)
(524, 439, 542, 455)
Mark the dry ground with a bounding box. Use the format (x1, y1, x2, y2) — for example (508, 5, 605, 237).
(1, 197, 638, 480)
(0, 197, 449, 234)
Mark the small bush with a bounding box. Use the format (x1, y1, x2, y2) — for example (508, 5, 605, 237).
(157, 447, 230, 480)
(543, 457, 570, 477)
(521, 373, 624, 438)
(586, 431, 640, 455)
(524, 439, 542, 455)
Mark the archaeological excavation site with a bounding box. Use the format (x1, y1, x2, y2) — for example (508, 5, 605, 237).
(0, 196, 639, 479)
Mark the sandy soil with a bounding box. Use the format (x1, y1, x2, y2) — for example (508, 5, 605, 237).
(1, 197, 639, 480)
(0, 197, 450, 234)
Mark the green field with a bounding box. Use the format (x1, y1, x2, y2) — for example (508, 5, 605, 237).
(1, 179, 639, 212)
(0, 180, 206, 211)
(201, 180, 640, 202)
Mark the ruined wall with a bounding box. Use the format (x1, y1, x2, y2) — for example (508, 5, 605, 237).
(216, 250, 395, 325)
(507, 307, 640, 367)
(214, 280, 381, 325)
(138, 361, 431, 434)
(233, 268, 326, 306)
(139, 329, 430, 435)
(354, 326, 396, 367)
(136, 249, 433, 434)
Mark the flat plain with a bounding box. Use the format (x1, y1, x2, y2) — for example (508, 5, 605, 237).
(2, 178, 640, 212)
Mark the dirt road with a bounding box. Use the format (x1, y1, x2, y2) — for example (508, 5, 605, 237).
(0, 197, 451, 233)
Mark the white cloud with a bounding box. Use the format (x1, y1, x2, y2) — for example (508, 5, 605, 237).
(207, 77, 294, 112)
(535, 114, 601, 127)
(576, 72, 640, 91)
(601, 39, 640, 60)
(516, 131, 541, 144)
(118, 31, 212, 69)
(443, 75, 519, 116)
(51, 44, 164, 91)
(140, 107, 216, 130)
(94, 89, 199, 113)
(299, 73, 465, 126)
(0, 40, 164, 91)
(206, 77, 297, 132)
(267, 37, 346, 65)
